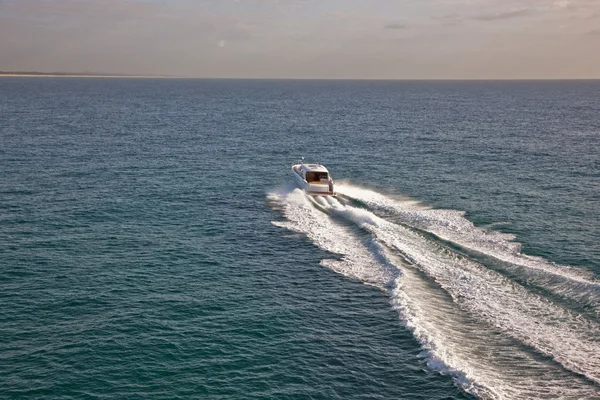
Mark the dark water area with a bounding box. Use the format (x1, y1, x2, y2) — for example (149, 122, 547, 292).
(1, 78, 598, 399)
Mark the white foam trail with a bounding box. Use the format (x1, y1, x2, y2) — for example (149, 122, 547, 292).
(320, 197, 600, 387)
(391, 268, 599, 399)
(268, 189, 394, 288)
(269, 187, 600, 399)
(270, 189, 488, 396)
(337, 184, 600, 312)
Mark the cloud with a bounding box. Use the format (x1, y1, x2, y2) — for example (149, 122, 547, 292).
(472, 8, 535, 21)
(586, 28, 600, 35)
(384, 23, 406, 30)
(436, 13, 465, 26)
(553, 0, 571, 9)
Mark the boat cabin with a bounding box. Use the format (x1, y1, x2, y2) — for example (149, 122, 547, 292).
(299, 164, 330, 182)
(292, 160, 335, 195)
(305, 171, 329, 183)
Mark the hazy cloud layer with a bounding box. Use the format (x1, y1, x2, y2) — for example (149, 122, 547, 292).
(384, 23, 407, 30)
(0, 0, 599, 78)
(472, 9, 535, 21)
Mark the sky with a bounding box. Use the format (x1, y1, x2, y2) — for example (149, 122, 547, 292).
(1, 0, 599, 79)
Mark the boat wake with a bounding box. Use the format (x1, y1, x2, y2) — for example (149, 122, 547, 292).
(268, 184, 600, 400)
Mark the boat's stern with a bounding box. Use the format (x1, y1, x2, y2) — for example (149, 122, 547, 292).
(291, 160, 336, 196)
(306, 182, 334, 196)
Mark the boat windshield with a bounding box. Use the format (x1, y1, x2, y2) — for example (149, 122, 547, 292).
(306, 172, 329, 182)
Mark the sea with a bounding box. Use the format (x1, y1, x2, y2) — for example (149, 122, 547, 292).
(1, 78, 599, 399)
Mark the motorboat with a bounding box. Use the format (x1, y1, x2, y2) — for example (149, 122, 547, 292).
(291, 158, 335, 196)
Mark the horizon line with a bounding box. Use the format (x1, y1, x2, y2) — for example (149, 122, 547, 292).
(1, 72, 599, 81)
(0, 71, 600, 81)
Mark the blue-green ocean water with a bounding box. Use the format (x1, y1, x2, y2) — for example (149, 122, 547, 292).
(1, 78, 599, 399)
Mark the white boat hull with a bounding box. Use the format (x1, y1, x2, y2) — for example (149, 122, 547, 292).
(291, 165, 335, 196)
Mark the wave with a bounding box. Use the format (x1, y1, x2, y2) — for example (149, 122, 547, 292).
(268, 186, 600, 399)
(336, 183, 600, 315)
(268, 189, 395, 288)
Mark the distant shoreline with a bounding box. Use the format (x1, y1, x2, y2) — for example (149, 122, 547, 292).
(1, 73, 598, 80)
(0, 72, 178, 78)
